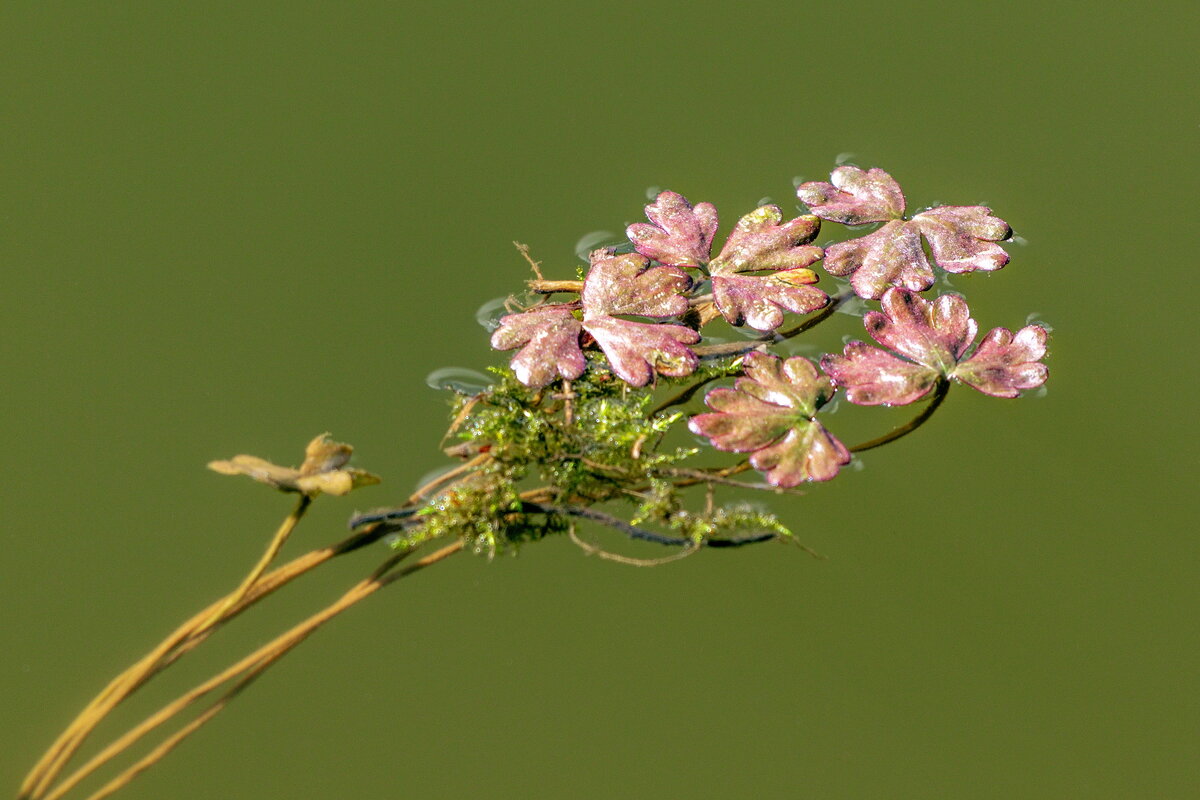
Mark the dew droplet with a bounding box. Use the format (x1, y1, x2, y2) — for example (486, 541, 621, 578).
(849, 457, 865, 472)
(425, 367, 493, 395)
(645, 185, 663, 201)
(1029, 385, 1049, 399)
(792, 175, 807, 188)
(834, 152, 858, 166)
(757, 196, 774, 208)
(475, 297, 511, 331)
(1010, 234, 1029, 247)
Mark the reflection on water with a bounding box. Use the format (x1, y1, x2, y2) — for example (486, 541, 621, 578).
(475, 297, 511, 331)
(424, 367, 493, 395)
(574, 230, 633, 262)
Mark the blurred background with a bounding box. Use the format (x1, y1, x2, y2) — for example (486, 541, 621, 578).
(1, 2, 1194, 798)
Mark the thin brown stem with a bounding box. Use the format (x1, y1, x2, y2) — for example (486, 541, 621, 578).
(198, 494, 311, 631)
(526, 279, 583, 294)
(407, 453, 490, 504)
(47, 542, 464, 800)
(849, 379, 951, 453)
(567, 522, 700, 566)
(660, 467, 807, 495)
(21, 500, 328, 800)
(666, 460, 753, 490)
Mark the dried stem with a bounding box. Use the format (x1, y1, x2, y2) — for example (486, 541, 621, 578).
(21, 497, 314, 800)
(568, 522, 700, 566)
(198, 494, 311, 631)
(62, 542, 464, 800)
(527, 279, 583, 294)
(407, 453, 490, 504)
(528, 503, 775, 548)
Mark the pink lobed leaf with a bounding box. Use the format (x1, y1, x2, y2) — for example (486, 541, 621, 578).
(823, 220, 934, 300)
(711, 272, 828, 332)
(581, 249, 692, 318)
(796, 166, 906, 225)
(490, 305, 586, 388)
(688, 352, 848, 486)
(865, 288, 977, 372)
(707, 205, 827, 330)
(734, 350, 835, 415)
(581, 316, 700, 387)
(823, 289, 1048, 404)
(952, 325, 1049, 398)
(626, 191, 719, 267)
(710, 206, 823, 273)
(912, 205, 1011, 274)
(749, 423, 850, 486)
(800, 167, 1013, 299)
(820, 342, 940, 406)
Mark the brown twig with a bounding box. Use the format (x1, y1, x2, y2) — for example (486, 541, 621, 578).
(567, 522, 700, 566)
(527, 279, 583, 294)
(57, 542, 464, 800)
(513, 241, 544, 280)
(21, 497, 315, 800)
(407, 453, 491, 504)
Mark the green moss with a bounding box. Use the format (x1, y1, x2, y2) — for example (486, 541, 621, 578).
(399, 356, 794, 557)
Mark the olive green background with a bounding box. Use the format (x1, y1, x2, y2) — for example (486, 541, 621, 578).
(2, 2, 1194, 798)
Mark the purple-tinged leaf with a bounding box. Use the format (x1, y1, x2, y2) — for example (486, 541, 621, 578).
(490, 305, 586, 388)
(689, 353, 849, 486)
(952, 325, 1049, 398)
(582, 316, 700, 387)
(706, 205, 827, 331)
(866, 289, 977, 372)
(547, 249, 704, 387)
(711, 272, 828, 332)
(823, 220, 934, 300)
(626, 191, 718, 267)
(749, 425, 852, 488)
(822, 288, 1048, 404)
(821, 288, 975, 405)
(710, 206, 823, 273)
(581, 250, 692, 318)
(912, 205, 1011, 274)
(799, 167, 1013, 299)
(820, 342, 939, 406)
(796, 166, 905, 225)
